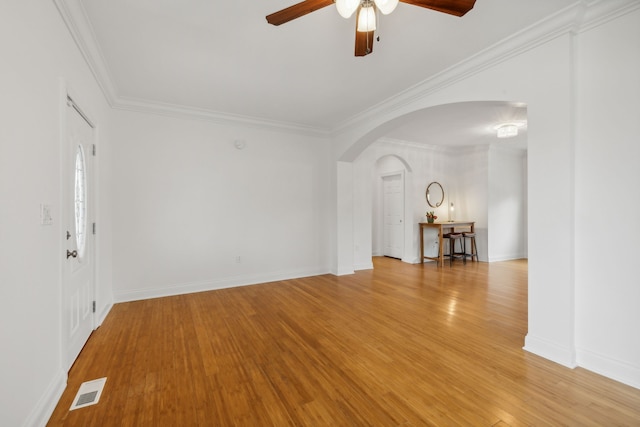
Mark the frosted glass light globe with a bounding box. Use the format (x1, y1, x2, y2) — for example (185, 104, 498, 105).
(374, 0, 399, 15)
(336, 0, 359, 18)
(357, 4, 377, 32)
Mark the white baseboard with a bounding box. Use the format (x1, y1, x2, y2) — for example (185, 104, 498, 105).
(95, 302, 113, 327)
(354, 261, 374, 271)
(488, 252, 527, 262)
(114, 267, 331, 303)
(27, 305, 112, 427)
(577, 348, 640, 390)
(526, 336, 640, 390)
(22, 368, 66, 427)
(403, 256, 427, 264)
(523, 334, 577, 368)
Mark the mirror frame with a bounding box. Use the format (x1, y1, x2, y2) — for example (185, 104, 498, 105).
(426, 182, 444, 208)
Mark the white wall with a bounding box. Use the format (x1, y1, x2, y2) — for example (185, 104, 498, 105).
(352, 149, 376, 269)
(355, 139, 526, 267)
(574, 7, 640, 387)
(110, 110, 332, 301)
(0, 5, 331, 426)
(355, 140, 454, 266)
(455, 146, 490, 262)
(2, 4, 638, 426)
(488, 145, 527, 261)
(339, 33, 575, 365)
(0, 1, 114, 426)
(334, 2, 640, 389)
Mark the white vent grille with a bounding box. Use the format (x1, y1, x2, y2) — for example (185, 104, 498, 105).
(70, 377, 107, 411)
(76, 391, 98, 406)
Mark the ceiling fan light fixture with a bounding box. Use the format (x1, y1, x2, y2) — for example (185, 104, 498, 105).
(336, 0, 359, 18)
(357, 2, 377, 32)
(373, 0, 399, 15)
(266, 0, 477, 56)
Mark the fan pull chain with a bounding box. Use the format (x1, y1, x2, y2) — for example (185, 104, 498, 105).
(367, 6, 373, 54)
(376, 10, 380, 43)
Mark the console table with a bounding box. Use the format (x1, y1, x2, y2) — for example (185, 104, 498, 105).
(419, 221, 475, 266)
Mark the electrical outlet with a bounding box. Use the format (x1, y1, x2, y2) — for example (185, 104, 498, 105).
(235, 255, 241, 263)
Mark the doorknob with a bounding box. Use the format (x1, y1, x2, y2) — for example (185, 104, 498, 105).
(66, 250, 78, 259)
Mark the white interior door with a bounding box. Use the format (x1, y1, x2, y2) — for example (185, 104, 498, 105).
(62, 98, 95, 370)
(382, 174, 404, 259)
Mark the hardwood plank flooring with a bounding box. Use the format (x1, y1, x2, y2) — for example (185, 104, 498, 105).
(48, 258, 640, 426)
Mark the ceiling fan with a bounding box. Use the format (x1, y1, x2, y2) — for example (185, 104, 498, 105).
(266, 0, 476, 57)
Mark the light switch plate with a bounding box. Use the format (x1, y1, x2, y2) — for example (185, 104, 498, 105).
(40, 204, 53, 225)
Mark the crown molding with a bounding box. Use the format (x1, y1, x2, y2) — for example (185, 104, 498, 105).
(53, 0, 118, 106)
(332, 0, 639, 135)
(53, 0, 332, 137)
(54, 0, 638, 138)
(577, 0, 640, 34)
(114, 96, 333, 137)
(376, 137, 454, 153)
(376, 137, 489, 154)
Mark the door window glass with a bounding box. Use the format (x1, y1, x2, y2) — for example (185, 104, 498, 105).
(74, 145, 87, 259)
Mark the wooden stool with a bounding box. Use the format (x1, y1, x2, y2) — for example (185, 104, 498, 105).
(444, 233, 464, 266)
(438, 232, 450, 267)
(463, 232, 478, 262)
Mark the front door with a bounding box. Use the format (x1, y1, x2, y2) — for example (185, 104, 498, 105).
(382, 173, 404, 259)
(62, 98, 95, 370)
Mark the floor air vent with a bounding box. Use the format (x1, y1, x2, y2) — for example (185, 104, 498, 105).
(70, 377, 107, 411)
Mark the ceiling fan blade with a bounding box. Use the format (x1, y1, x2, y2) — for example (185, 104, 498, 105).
(399, 0, 476, 17)
(266, 0, 334, 26)
(354, 16, 374, 57)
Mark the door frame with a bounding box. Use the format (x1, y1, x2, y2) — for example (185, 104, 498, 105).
(59, 80, 98, 370)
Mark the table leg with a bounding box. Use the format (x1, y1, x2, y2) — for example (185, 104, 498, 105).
(420, 224, 424, 263)
(438, 227, 444, 267)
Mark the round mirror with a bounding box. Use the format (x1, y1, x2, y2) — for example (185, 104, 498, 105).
(426, 182, 444, 208)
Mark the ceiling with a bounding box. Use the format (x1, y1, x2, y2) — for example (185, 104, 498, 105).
(63, 0, 579, 147)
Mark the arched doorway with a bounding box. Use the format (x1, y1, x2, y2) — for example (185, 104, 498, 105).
(346, 101, 528, 270)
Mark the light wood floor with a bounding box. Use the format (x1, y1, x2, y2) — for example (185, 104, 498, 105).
(48, 257, 640, 426)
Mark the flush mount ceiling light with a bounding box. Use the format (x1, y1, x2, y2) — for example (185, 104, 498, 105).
(266, 0, 476, 57)
(494, 123, 524, 138)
